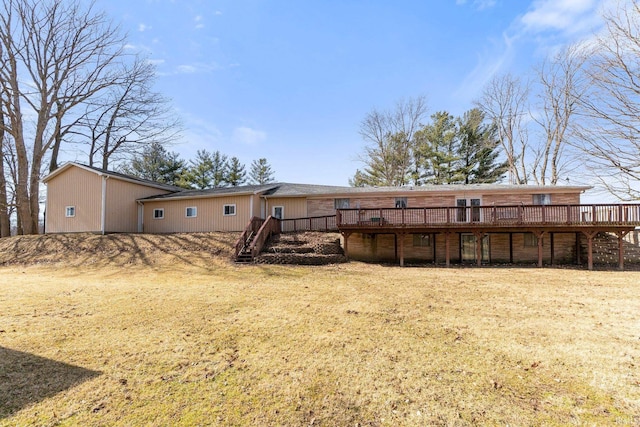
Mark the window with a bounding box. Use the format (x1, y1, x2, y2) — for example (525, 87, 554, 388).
(65, 206, 75, 218)
(334, 198, 350, 209)
(533, 194, 551, 205)
(186, 207, 197, 218)
(395, 197, 407, 208)
(153, 208, 164, 219)
(413, 234, 432, 247)
(223, 204, 236, 216)
(524, 233, 539, 247)
(273, 206, 284, 219)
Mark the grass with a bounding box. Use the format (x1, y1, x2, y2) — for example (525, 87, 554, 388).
(1, 257, 640, 426)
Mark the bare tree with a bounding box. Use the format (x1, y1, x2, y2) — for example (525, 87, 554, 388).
(0, 108, 10, 237)
(576, 1, 640, 200)
(475, 74, 530, 184)
(354, 96, 428, 186)
(532, 45, 588, 185)
(77, 57, 181, 170)
(0, 0, 125, 234)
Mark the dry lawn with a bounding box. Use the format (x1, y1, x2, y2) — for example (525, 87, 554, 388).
(1, 237, 639, 426)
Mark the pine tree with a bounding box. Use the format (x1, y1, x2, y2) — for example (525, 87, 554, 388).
(226, 157, 246, 186)
(415, 111, 461, 184)
(120, 142, 186, 186)
(457, 109, 508, 184)
(249, 158, 275, 184)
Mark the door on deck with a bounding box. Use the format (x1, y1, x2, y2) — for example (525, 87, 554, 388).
(456, 198, 482, 222)
(460, 234, 490, 262)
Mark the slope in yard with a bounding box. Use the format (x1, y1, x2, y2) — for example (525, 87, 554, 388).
(0, 232, 239, 267)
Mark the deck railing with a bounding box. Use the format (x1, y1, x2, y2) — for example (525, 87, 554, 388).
(279, 215, 338, 233)
(336, 204, 640, 228)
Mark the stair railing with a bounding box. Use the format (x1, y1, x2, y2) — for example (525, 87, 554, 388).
(247, 215, 281, 259)
(234, 217, 265, 259)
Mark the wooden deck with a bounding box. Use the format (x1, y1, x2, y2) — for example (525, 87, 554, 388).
(336, 204, 640, 270)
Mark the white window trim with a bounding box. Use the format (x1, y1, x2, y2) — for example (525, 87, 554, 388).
(65, 206, 75, 218)
(153, 208, 165, 220)
(273, 206, 284, 219)
(455, 196, 483, 222)
(186, 206, 197, 218)
(223, 204, 236, 216)
(533, 194, 551, 205)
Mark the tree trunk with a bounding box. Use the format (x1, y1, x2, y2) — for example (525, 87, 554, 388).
(0, 119, 11, 238)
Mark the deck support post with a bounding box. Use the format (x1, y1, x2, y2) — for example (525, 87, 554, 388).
(535, 231, 546, 268)
(509, 233, 513, 264)
(582, 230, 598, 270)
(616, 230, 630, 271)
(398, 233, 405, 267)
(550, 233, 555, 266)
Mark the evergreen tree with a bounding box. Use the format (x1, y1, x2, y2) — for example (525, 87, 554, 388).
(415, 111, 461, 184)
(178, 150, 215, 189)
(249, 158, 275, 184)
(226, 157, 246, 186)
(120, 142, 186, 186)
(457, 109, 509, 184)
(210, 151, 230, 187)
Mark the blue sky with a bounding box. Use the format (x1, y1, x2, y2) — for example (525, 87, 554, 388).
(94, 0, 610, 186)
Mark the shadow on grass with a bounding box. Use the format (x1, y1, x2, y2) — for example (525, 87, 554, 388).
(0, 346, 101, 419)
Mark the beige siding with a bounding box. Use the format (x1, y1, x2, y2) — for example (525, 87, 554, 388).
(105, 178, 171, 232)
(45, 167, 102, 233)
(143, 195, 253, 233)
(265, 197, 307, 219)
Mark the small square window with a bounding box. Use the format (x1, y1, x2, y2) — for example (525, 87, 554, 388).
(334, 198, 350, 209)
(65, 206, 75, 217)
(413, 234, 432, 247)
(186, 207, 197, 218)
(395, 197, 407, 208)
(533, 194, 551, 205)
(153, 208, 164, 219)
(524, 233, 539, 247)
(223, 204, 236, 216)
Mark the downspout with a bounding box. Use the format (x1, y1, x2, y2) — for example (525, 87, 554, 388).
(137, 201, 144, 233)
(250, 193, 254, 220)
(101, 175, 109, 235)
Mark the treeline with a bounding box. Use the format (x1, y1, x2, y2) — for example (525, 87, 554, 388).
(353, 2, 640, 201)
(351, 102, 508, 187)
(121, 142, 275, 189)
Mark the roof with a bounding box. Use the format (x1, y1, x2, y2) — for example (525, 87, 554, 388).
(138, 183, 280, 201)
(138, 181, 592, 202)
(42, 162, 183, 192)
(262, 182, 592, 197)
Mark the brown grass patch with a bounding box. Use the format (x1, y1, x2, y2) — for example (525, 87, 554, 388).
(1, 245, 639, 425)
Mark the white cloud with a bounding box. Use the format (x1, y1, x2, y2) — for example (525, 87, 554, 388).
(138, 23, 151, 32)
(146, 58, 166, 66)
(232, 127, 267, 146)
(456, 0, 496, 10)
(214, 10, 222, 15)
(177, 65, 197, 74)
(520, 0, 598, 33)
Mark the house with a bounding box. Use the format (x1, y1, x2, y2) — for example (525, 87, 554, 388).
(42, 163, 180, 234)
(43, 162, 640, 269)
